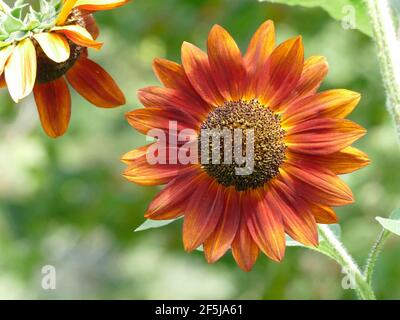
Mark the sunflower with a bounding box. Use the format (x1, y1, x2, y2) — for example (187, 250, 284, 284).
(123, 21, 370, 271)
(0, 0, 130, 137)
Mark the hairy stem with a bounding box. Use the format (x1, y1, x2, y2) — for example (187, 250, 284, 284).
(364, 229, 390, 285)
(318, 225, 376, 300)
(366, 0, 400, 139)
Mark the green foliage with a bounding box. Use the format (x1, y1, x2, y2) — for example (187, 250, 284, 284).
(135, 218, 179, 232)
(376, 209, 400, 236)
(0, 0, 62, 47)
(259, 0, 372, 36)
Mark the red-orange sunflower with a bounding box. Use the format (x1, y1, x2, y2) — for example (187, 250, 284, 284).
(123, 21, 370, 271)
(0, 0, 130, 138)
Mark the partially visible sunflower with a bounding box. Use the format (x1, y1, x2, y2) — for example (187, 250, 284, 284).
(0, 0, 130, 137)
(123, 21, 370, 271)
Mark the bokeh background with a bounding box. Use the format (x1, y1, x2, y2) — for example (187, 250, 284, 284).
(0, 0, 399, 299)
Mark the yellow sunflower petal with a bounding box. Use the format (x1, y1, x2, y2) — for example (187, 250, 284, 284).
(52, 25, 103, 50)
(5, 38, 37, 102)
(56, 0, 78, 25)
(0, 44, 14, 75)
(74, 0, 130, 11)
(33, 32, 70, 63)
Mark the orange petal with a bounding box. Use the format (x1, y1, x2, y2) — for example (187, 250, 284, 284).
(146, 170, 200, 220)
(283, 89, 361, 125)
(204, 188, 241, 263)
(183, 176, 224, 252)
(296, 56, 329, 96)
(244, 20, 275, 75)
(125, 107, 199, 136)
(231, 214, 260, 272)
(153, 58, 195, 91)
(33, 77, 71, 138)
(281, 163, 354, 207)
(121, 144, 154, 165)
(286, 118, 366, 155)
(277, 56, 329, 111)
(245, 189, 286, 262)
(271, 181, 319, 247)
(138, 86, 208, 121)
(74, 0, 130, 11)
(66, 57, 125, 108)
(5, 38, 37, 102)
(57, 0, 78, 25)
(52, 25, 103, 50)
(181, 42, 225, 107)
(0, 73, 6, 88)
(34, 32, 70, 63)
(287, 147, 370, 175)
(309, 202, 338, 224)
(123, 151, 195, 186)
(255, 36, 304, 108)
(0, 44, 14, 75)
(207, 25, 246, 101)
(82, 14, 100, 40)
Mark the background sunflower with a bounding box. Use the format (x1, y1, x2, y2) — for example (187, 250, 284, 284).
(0, 0, 399, 299)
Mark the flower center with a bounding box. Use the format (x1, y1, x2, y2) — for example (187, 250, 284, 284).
(199, 99, 286, 191)
(35, 9, 85, 83)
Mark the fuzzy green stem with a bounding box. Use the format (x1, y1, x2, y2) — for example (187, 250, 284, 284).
(318, 225, 376, 300)
(366, 0, 400, 139)
(364, 229, 390, 285)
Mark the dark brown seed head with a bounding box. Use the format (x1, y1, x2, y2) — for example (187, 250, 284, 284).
(199, 99, 286, 191)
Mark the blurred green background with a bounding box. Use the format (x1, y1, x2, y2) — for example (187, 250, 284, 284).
(0, 0, 399, 299)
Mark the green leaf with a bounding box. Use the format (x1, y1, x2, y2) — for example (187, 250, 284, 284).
(2, 14, 24, 33)
(259, 0, 372, 37)
(376, 209, 400, 236)
(134, 217, 181, 232)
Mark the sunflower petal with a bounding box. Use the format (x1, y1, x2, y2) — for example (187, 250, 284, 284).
(287, 147, 370, 175)
(5, 38, 36, 102)
(0, 74, 5, 88)
(146, 170, 199, 220)
(33, 77, 71, 138)
(281, 163, 354, 206)
(246, 189, 286, 262)
(207, 25, 246, 101)
(181, 41, 224, 107)
(82, 14, 100, 40)
(52, 25, 103, 50)
(0, 44, 14, 75)
(138, 86, 208, 121)
(271, 181, 319, 247)
(123, 150, 195, 186)
(125, 107, 199, 135)
(286, 118, 366, 155)
(121, 144, 154, 165)
(74, 0, 130, 11)
(309, 202, 338, 224)
(66, 57, 125, 108)
(296, 56, 329, 96)
(34, 32, 70, 63)
(204, 188, 241, 263)
(183, 176, 224, 252)
(244, 20, 275, 75)
(255, 36, 304, 108)
(231, 214, 260, 272)
(57, 0, 78, 25)
(283, 89, 361, 125)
